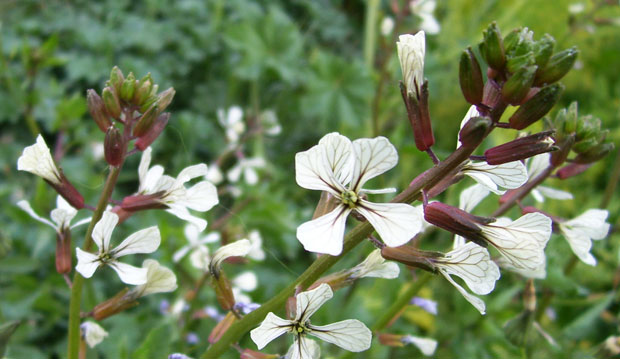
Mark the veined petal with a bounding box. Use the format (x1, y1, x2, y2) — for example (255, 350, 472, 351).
(563, 234, 596, 266)
(92, 211, 119, 252)
(142, 165, 165, 193)
(402, 335, 438, 356)
(462, 161, 528, 194)
(359, 187, 397, 195)
(109, 261, 148, 285)
(351, 249, 400, 279)
(527, 153, 550, 180)
(439, 270, 486, 314)
(112, 226, 160, 257)
(250, 312, 293, 349)
(481, 212, 551, 271)
(295, 283, 333, 323)
(561, 209, 610, 240)
(174, 164, 209, 186)
(138, 147, 153, 192)
(497, 256, 547, 279)
(17, 134, 62, 184)
(80, 321, 108, 348)
(16, 200, 56, 229)
(535, 186, 573, 200)
(134, 259, 178, 296)
(434, 242, 500, 295)
(71, 217, 92, 229)
(318, 132, 354, 185)
(296, 205, 351, 256)
(309, 319, 372, 352)
(166, 205, 207, 232)
(75, 248, 100, 278)
(459, 184, 490, 212)
(285, 337, 321, 359)
(356, 201, 421, 248)
(350, 137, 398, 191)
(295, 143, 345, 195)
(396, 32, 425, 96)
(211, 239, 251, 271)
(181, 181, 219, 212)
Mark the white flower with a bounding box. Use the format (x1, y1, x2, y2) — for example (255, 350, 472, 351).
(558, 209, 610, 266)
(433, 242, 500, 314)
(295, 133, 422, 255)
(227, 157, 266, 185)
(132, 259, 178, 297)
(349, 249, 400, 279)
(241, 230, 266, 261)
(410, 0, 440, 34)
(568, 3, 585, 14)
(189, 239, 251, 276)
(218, 106, 245, 144)
(453, 184, 490, 248)
(206, 163, 224, 185)
(259, 109, 282, 136)
(232, 271, 260, 314)
(75, 212, 160, 285)
(17, 195, 91, 234)
(137, 147, 219, 231)
(397, 32, 426, 97)
(381, 17, 395, 36)
(458, 106, 528, 194)
(173, 224, 220, 263)
(17, 134, 62, 184)
(480, 213, 551, 273)
(80, 321, 108, 348)
(527, 154, 573, 203)
(402, 335, 438, 356)
(250, 283, 372, 358)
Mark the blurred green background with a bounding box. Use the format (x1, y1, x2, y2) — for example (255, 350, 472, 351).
(1, 0, 619, 358)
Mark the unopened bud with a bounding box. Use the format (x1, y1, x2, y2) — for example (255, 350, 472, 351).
(240, 349, 279, 359)
(533, 34, 556, 70)
(479, 22, 506, 70)
(139, 95, 157, 113)
(572, 136, 598, 154)
(208, 312, 237, 344)
(534, 47, 578, 86)
(424, 202, 493, 247)
(550, 134, 575, 167)
(104, 126, 125, 167)
(509, 83, 564, 130)
(133, 105, 159, 137)
(156, 88, 176, 113)
(120, 72, 136, 102)
(413, 81, 434, 151)
(575, 115, 601, 142)
(134, 80, 153, 106)
(563, 102, 579, 134)
(485, 131, 556, 165)
(52, 175, 85, 209)
(459, 47, 484, 105)
(502, 65, 537, 105)
(56, 230, 72, 274)
(102, 87, 121, 119)
(458, 116, 492, 148)
(378, 333, 406, 347)
(380, 246, 438, 273)
(109, 66, 124, 93)
(557, 162, 591, 179)
(574, 142, 614, 164)
(135, 113, 169, 151)
(212, 273, 235, 311)
(121, 193, 167, 211)
(92, 288, 138, 320)
(87, 89, 111, 132)
(506, 52, 535, 74)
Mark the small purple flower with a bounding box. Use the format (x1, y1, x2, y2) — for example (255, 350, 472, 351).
(159, 299, 170, 314)
(545, 307, 557, 321)
(203, 306, 225, 321)
(411, 296, 438, 315)
(185, 332, 199, 345)
(234, 301, 260, 315)
(168, 354, 192, 359)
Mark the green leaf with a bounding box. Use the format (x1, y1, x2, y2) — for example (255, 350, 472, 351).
(0, 321, 21, 356)
(563, 292, 614, 339)
(131, 323, 172, 359)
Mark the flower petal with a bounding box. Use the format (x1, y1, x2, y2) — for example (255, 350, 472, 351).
(75, 248, 100, 278)
(174, 164, 209, 186)
(535, 186, 573, 201)
(561, 209, 610, 240)
(350, 137, 398, 191)
(285, 337, 321, 359)
(463, 161, 528, 194)
(112, 226, 160, 257)
(295, 142, 345, 195)
(17, 134, 61, 184)
(92, 211, 119, 252)
(318, 132, 354, 185)
(527, 153, 550, 179)
(402, 335, 438, 356)
(134, 259, 178, 296)
(173, 245, 192, 263)
(189, 245, 210, 271)
(16, 200, 56, 229)
(397, 32, 425, 96)
(295, 283, 333, 322)
(434, 242, 500, 295)
(296, 205, 351, 256)
(233, 271, 258, 292)
(211, 239, 251, 271)
(309, 319, 372, 352)
(109, 261, 148, 285)
(250, 312, 293, 350)
(80, 321, 108, 348)
(166, 205, 208, 232)
(459, 184, 490, 212)
(182, 181, 219, 212)
(439, 271, 486, 314)
(351, 249, 400, 279)
(356, 201, 421, 247)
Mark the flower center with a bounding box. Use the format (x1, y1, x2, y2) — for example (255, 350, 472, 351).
(341, 190, 359, 208)
(98, 252, 112, 264)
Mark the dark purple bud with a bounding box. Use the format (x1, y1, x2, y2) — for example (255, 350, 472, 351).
(485, 130, 557, 165)
(423, 202, 494, 246)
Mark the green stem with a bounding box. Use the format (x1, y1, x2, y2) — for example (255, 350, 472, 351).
(67, 165, 121, 359)
(371, 273, 432, 332)
(363, 0, 379, 69)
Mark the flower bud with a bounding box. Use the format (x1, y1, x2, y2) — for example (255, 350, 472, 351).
(87, 89, 111, 132)
(506, 52, 535, 74)
(380, 246, 438, 273)
(212, 273, 236, 311)
(574, 142, 614, 164)
(479, 22, 506, 70)
(133, 105, 159, 137)
(458, 116, 492, 149)
(102, 87, 121, 119)
(572, 136, 598, 154)
(109, 66, 124, 93)
(575, 115, 601, 142)
(134, 80, 153, 106)
(424, 202, 494, 247)
(501, 65, 537, 105)
(240, 349, 279, 359)
(121, 193, 167, 211)
(509, 83, 564, 130)
(156, 88, 176, 113)
(54, 175, 85, 210)
(120, 72, 136, 102)
(532, 34, 556, 70)
(484, 131, 557, 165)
(459, 47, 484, 105)
(557, 162, 591, 179)
(534, 46, 578, 86)
(56, 229, 72, 274)
(550, 134, 575, 167)
(208, 312, 237, 344)
(378, 333, 406, 347)
(104, 126, 125, 167)
(135, 113, 169, 151)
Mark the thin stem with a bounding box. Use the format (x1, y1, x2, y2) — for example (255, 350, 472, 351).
(601, 148, 620, 209)
(492, 166, 554, 217)
(67, 165, 121, 359)
(363, 0, 380, 69)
